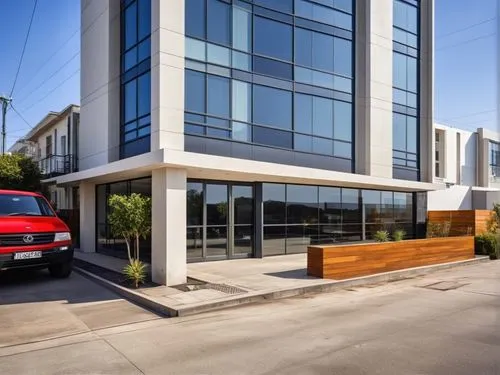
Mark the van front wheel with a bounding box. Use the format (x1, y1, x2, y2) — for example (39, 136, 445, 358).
(49, 261, 73, 278)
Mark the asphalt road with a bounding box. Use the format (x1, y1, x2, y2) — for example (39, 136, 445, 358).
(0, 261, 499, 375)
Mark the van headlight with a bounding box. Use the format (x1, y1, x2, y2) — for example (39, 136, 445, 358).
(54, 232, 71, 242)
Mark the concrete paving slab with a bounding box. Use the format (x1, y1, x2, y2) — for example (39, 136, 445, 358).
(0, 340, 142, 375)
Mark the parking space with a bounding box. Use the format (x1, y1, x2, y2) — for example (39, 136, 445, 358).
(0, 269, 160, 348)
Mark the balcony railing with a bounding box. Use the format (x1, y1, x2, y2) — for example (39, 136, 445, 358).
(38, 154, 77, 178)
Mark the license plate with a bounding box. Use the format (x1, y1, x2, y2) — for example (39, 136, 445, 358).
(14, 251, 42, 260)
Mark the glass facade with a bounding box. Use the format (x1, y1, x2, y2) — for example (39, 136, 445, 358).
(262, 183, 414, 256)
(120, 0, 151, 159)
(392, 0, 420, 181)
(96, 177, 152, 261)
(187, 181, 254, 261)
(490, 141, 500, 178)
(184, 0, 354, 170)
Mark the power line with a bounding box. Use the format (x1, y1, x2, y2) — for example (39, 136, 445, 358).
(439, 109, 496, 122)
(14, 27, 80, 99)
(10, 103, 34, 130)
(436, 17, 496, 39)
(10, 0, 38, 97)
(20, 69, 80, 114)
(436, 32, 496, 51)
(15, 51, 80, 108)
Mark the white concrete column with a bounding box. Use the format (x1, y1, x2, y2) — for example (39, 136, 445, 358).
(150, 0, 185, 152)
(79, 182, 96, 253)
(151, 168, 187, 286)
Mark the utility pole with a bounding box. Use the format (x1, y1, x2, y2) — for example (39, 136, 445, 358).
(0, 96, 12, 155)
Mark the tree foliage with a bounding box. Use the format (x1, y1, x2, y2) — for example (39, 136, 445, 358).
(108, 193, 152, 263)
(0, 154, 41, 191)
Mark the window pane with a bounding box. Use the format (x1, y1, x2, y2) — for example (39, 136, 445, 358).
(363, 190, 381, 228)
(407, 116, 417, 153)
(253, 126, 293, 149)
(186, 38, 206, 61)
(393, 53, 407, 90)
(295, 134, 312, 152)
(313, 137, 333, 155)
(185, 0, 206, 38)
(206, 184, 227, 225)
(137, 72, 151, 117)
(207, 75, 230, 117)
(185, 70, 206, 113)
(187, 182, 203, 226)
(407, 56, 418, 92)
(263, 226, 286, 256)
(312, 96, 333, 138)
(232, 122, 251, 142)
(232, 81, 251, 122)
(295, 28, 312, 67)
(312, 32, 334, 71)
(253, 85, 292, 129)
(394, 192, 413, 222)
(333, 100, 352, 142)
(254, 0, 293, 13)
(334, 141, 351, 159)
(263, 184, 286, 224)
(334, 37, 352, 77)
(381, 191, 394, 222)
(253, 56, 293, 80)
(138, 0, 151, 40)
(207, 43, 231, 66)
(286, 225, 316, 254)
(319, 187, 341, 224)
(335, 0, 353, 13)
(124, 79, 137, 123)
(124, 47, 137, 71)
(206, 226, 227, 257)
(207, 0, 230, 45)
(187, 227, 203, 259)
(232, 51, 251, 71)
(294, 93, 312, 134)
(233, 186, 253, 225)
(254, 17, 292, 61)
(342, 188, 360, 224)
(138, 37, 151, 62)
(393, 113, 407, 151)
(124, 2, 137, 49)
(234, 226, 253, 255)
(233, 7, 251, 52)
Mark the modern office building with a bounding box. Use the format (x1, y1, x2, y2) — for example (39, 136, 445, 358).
(428, 123, 500, 210)
(59, 0, 437, 285)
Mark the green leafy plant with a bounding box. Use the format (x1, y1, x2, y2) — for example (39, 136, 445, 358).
(486, 211, 498, 234)
(474, 233, 499, 260)
(123, 259, 147, 288)
(374, 230, 390, 242)
(392, 229, 406, 242)
(0, 153, 41, 191)
(108, 193, 152, 262)
(427, 221, 451, 238)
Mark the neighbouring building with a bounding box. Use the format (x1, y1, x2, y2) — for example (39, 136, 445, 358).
(57, 0, 438, 286)
(19, 104, 80, 210)
(8, 138, 37, 158)
(428, 123, 500, 211)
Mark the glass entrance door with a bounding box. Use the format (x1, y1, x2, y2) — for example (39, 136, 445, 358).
(187, 181, 254, 262)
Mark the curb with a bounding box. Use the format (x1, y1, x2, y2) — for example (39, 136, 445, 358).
(75, 256, 490, 318)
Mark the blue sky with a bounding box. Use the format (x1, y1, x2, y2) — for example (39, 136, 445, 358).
(0, 0, 498, 149)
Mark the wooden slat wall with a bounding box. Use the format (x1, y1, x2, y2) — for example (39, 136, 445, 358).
(428, 210, 492, 236)
(307, 236, 474, 280)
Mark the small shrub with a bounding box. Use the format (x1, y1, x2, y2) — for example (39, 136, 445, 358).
(374, 230, 390, 242)
(486, 211, 499, 234)
(474, 233, 499, 260)
(392, 229, 406, 242)
(427, 221, 451, 238)
(123, 259, 147, 288)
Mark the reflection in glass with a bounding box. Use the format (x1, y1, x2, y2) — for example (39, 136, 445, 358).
(319, 187, 341, 224)
(206, 226, 228, 257)
(286, 185, 318, 224)
(187, 182, 203, 226)
(187, 227, 203, 259)
(234, 226, 253, 255)
(263, 226, 286, 256)
(233, 186, 253, 225)
(263, 184, 286, 224)
(206, 184, 227, 226)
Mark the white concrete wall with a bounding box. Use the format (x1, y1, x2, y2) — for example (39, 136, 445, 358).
(80, 0, 120, 170)
(36, 116, 69, 159)
(428, 185, 472, 211)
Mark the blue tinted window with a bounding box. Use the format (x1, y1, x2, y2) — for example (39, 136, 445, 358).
(125, 2, 137, 49)
(294, 93, 312, 134)
(138, 0, 151, 40)
(393, 52, 407, 90)
(393, 113, 406, 151)
(294, 28, 312, 67)
(137, 72, 151, 117)
(312, 32, 334, 71)
(207, 75, 230, 117)
(254, 0, 293, 13)
(313, 96, 333, 138)
(333, 100, 351, 142)
(185, 70, 206, 113)
(334, 37, 352, 77)
(254, 56, 293, 80)
(124, 79, 137, 123)
(254, 17, 293, 61)
(253, 126, 293, 148)
(207, 0, 231, 45)
(185, 0, 206, 38)
(233, 7, 251, 52)
(406, 116, 417, 153)
(253, 85, 292, 129)
(394, 0, 418, 33)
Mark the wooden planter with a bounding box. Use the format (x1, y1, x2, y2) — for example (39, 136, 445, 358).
(307, 236, 475, 280)
(428, 210, 492, 236)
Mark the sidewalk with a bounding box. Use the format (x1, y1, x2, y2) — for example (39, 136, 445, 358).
(73, 251, 490, 317)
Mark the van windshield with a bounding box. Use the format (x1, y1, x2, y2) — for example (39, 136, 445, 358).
(0, 194, 55, 217)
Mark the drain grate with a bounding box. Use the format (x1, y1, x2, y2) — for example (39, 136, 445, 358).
(173, 280, 247, 294)
(420, 281, 468, 291)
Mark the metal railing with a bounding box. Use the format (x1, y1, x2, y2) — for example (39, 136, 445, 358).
(38, 154, 77, 178)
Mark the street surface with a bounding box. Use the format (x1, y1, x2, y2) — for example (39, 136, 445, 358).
(0, 262, 499, 374)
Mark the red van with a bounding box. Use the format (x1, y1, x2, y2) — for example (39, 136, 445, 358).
(0, 189, 74, 278)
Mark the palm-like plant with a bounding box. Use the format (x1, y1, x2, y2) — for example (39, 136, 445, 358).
(123, 259, 147, 288)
